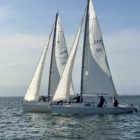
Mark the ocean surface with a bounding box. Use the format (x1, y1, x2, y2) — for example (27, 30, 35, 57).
(0, 96, 140, 140)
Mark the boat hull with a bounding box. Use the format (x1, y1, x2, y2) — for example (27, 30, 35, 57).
(51, 103, 136, 115)
(23, 102, 51, 113)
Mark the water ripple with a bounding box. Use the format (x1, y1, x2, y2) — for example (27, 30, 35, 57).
(0, 96, 140, 140)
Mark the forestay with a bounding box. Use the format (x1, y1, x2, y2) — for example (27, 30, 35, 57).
(24, 28, 53, 101)
(48, 14, 74, 96)
(81, 0, 117, 96)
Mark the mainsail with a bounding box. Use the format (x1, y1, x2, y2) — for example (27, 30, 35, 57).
(52, 15, 84, 102)
(48, 13, 74, 98)
(24, 28, 53, 101)
(81, 0, 117, 96)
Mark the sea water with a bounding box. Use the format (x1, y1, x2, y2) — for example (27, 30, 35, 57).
(0, 96, 140, 140)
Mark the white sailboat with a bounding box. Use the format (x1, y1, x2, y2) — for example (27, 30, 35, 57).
(51, 0, 137, 115)
(23, 13, 74, 112)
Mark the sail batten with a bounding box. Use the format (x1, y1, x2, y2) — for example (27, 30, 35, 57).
(81, 0, 117, 96)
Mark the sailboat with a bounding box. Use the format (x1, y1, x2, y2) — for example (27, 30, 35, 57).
(51, 0, 137, 114)
(23, 13, 74, 112)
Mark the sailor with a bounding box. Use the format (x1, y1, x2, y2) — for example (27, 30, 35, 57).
(97, 96, 106, 107)
(57, 100, 63, 105)
(72, 93, 81, 103)
(112, 97, 118, 107)
(38, 96, 46, 102)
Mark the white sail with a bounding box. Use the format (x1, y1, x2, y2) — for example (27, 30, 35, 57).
(48, 13, 74, 97)
(50, 0, 137, 116)
(52, 16, 84, 102)
(81, 0, 117, 96)
(24, 29, 53, 101)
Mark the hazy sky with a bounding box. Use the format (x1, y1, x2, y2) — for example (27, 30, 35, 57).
(0, 0, 140, 96)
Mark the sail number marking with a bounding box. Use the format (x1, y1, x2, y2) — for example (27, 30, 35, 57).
(94, 39, 103, 53)
(96, 48, 102, 52)
(94, 39, 102, 44)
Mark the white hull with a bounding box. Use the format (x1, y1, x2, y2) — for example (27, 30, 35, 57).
(51, 103, 137, 115)
(23, 102, 51, 113)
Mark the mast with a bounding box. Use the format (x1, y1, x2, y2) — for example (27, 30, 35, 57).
(80, 0, 89, 102)
(48, 12, 58, 101)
